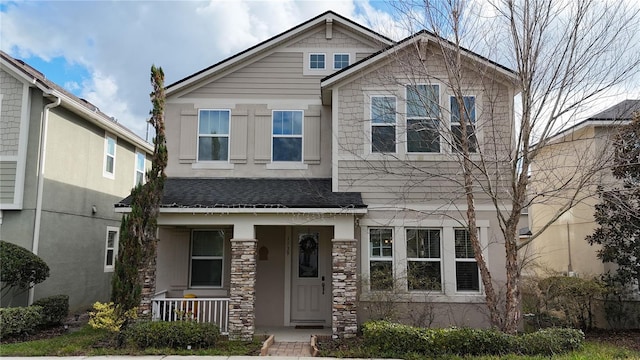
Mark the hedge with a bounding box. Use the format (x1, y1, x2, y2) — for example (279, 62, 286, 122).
(0, 305, 43, 338)
(32, 295, 69, 326)
(362, 320, 584, 357)
(123, 320, 220, 349)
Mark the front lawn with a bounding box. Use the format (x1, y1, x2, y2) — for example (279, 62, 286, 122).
(0, 325, 262, 356)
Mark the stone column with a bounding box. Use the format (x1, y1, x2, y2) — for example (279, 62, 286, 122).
(332, 238, 358, 339)
(228, 239, 257, 341)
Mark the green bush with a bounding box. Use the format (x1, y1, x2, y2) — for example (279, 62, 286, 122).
(362, 320, 583, 357)
(516, 328, 584, 355)
(32, 295, 69, 326)
(0, 241, 50, 293)
(0, 305, 43, 338)
(123, 320, 220, 349)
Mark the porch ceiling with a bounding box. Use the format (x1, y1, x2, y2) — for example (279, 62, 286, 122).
(116, 178, 366, 210)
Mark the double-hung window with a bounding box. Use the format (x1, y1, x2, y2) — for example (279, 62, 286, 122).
(406, 84, 440, 153)
(104, 135, 116, 178)
(454, 229, 480, 291)
(134, 151, 145, 186)
(369, 228, 393, 290)
(104, 227, 119, 272)
(406, 229, 442, 291)
(371, 96, 397, 153)
(309, 53, 325, 69)
(272, 110, 303, 162)
(450, 96, 477, 152)
(190, 230, 224, 287)
(333, 53, 349, 69)
(198, 109, 230, 161)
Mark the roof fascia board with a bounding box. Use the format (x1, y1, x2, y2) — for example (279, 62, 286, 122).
(115, 206, 368, 214)
(543, 119, 629, 145)
(166, 11, 394, 97)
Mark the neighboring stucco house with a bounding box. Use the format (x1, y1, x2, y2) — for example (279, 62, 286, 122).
(0, 51, 153, 311)
(116, 11, 518, 339)
(529, 100, 640, 278)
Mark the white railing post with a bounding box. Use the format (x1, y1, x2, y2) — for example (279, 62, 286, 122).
(150, 297, 230, 334)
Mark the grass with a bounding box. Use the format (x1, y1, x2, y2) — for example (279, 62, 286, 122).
(0, 325, 262, 356)
(318, 338, 640, 360)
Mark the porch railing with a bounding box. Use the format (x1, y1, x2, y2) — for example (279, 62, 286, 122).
(151, 297, 230, 334)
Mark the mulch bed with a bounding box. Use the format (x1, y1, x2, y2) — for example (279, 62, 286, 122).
(585, 329, 640, 352)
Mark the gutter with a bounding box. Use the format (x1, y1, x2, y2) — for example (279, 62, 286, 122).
(29, 91, 61, 304)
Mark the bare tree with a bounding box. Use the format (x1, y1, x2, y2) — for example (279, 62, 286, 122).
(349, 0, 640, 333)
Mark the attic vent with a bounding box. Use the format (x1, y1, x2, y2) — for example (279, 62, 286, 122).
(326, 18, 333, 40)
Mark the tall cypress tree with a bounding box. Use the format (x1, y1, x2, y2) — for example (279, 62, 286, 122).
(111, 66, 167, 314)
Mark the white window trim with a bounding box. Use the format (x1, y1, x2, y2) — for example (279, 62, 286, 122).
(134, 150, 145, 186)
(453, 228, 482, 294)
(309, 53, 326, 70)
(367, 227, 394, 291)
(189, 229, 225, 289)
(197, 109, 231, 163)
(370, 95, 398, 154)
(406, 228, 444, 293)
(333, 53, 350, 70)
(271, 109, 304, 163)
(103, 134, 116, 179)
(104, 226, 119, 272)
(405, 83, 442, 154)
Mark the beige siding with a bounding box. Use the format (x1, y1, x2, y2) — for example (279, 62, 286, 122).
(286, 26, 380, 49)
(0, 160, 16, 202)
(182, 53, 322, 99)
(1, 69, 24, 156)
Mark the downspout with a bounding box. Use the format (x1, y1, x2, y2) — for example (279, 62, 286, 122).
(29, 91, 61, 304)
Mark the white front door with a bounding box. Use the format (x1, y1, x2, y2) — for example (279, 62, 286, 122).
(290, 228, 331, 324)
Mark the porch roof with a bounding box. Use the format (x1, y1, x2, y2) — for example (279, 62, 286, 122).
(115, 178, 366, 211)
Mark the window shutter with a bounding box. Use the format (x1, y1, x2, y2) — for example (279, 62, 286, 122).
(254, 109, 272, 163)
(230, 109, 248, 163)
(303, 110, 321, 164)
(179, 109, 197, 163)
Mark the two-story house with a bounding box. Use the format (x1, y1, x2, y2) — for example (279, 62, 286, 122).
(0, 51, 153, 312)
(529, 100, 640, 278)
(116, 11, 518, 340)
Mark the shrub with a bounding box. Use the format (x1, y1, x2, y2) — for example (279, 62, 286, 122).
(0, 241, 50, 294)
(538, 276, 605, 329)
(515, 328, 584, 355)
(89, 301, 137, 332)
(362, 320, 583, 357)
(0, 305, 43, 338)
(123, 320, 220, 349)
(32, 295, 69, 326)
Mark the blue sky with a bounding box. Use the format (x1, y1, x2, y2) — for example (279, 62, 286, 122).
(0, 0, 401, 138)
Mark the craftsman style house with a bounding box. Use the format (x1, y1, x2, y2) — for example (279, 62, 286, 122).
(0, 51, 153, 311)
(116, 11, 518, 339)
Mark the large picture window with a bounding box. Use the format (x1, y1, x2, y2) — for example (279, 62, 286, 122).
(406, 84, 440, 153)
(454, 229, 480, 291)
(450, 96, 477, 152)
(190, 230, 225, 287)
(406, 228, 442, 291)
(198, 109, 230, 161)
(371, 96, 396, 153)
(369, 228, 393, 290)
(272, 110, 303, 161)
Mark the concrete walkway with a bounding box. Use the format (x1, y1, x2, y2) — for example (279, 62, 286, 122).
(265, 341, 312, 356)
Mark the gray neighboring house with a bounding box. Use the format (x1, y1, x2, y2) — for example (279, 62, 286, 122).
(116, 11, 518, 340)
(0, 51, 153, 312)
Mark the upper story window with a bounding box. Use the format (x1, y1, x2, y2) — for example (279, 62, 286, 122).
(191, 230, 225, 288)
(272, 110, 303, 162)
(371, 96, 397, 153)
(369, 228, 393, 290)
(104, 226, 119, 272)
(406, 228, 442, 291)
(103, 134, 116, 179)
(407, 84, 440, 153)
(134, 151, 145, 186)
(454, 228, 480, 292)
(334, 53, 350, 69)
(198, 109, 230, 161)
(309, 53, 326, 69)
(450, 96, 477, 152)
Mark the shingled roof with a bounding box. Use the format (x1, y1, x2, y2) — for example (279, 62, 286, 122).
(588, 99, 640, 120)
(116, 178, 366, 210)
